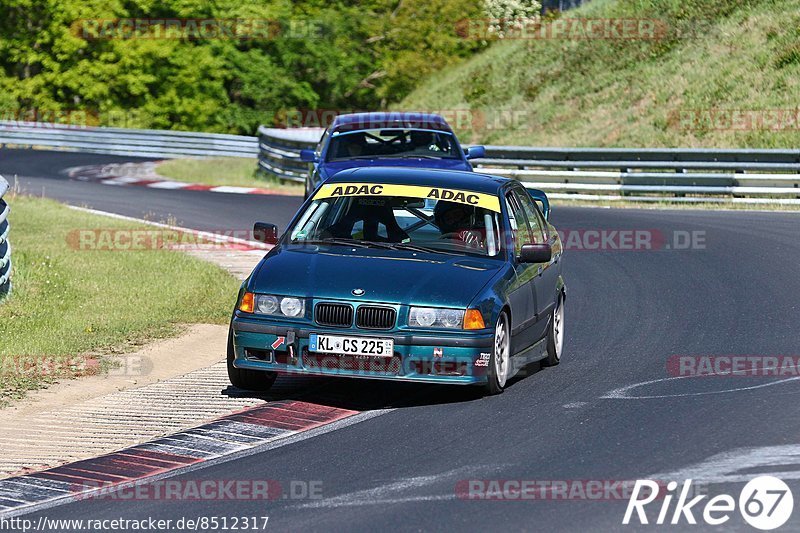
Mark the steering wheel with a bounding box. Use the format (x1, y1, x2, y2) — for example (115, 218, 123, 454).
(439, 231, 482, 248)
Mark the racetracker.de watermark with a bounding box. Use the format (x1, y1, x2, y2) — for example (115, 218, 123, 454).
(71, 479, 322, 501)
(667, 355, 800, 377)
(268, 108, 535, 133)
(65, 228, 706, 252)
(672, 109, 800, 131)
(0, 355, 151, 378)
(66, 228, 270, 252)
(557, 229, 705, 251)
(72, 18, 325, 40)
(0, 108, 174, 129)
(454, 18, 714, 41)
(455, 479, 708, 501)
(0, 355, 100, 378)
(0, 108, 98, 129)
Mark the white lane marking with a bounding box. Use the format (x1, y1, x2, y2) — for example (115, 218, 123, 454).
(209, 186, 258, 194)
(297, 472, 448, 509)
(301, 494, 458, 507)
(99, 176, 145, 185)
(562, 402, 588, 409)
(602, 374, 800, 400)
(650, 444, 800, 484)
(146, 181, 191, 189)
(295, 465, 498, 510)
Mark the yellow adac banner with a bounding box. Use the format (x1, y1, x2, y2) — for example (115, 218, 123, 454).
(313, 183, 501, 213)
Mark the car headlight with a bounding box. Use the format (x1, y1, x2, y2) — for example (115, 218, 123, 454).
(240, 293, 305, 318)
(279, 297, 304, 317)
(409, 307, 464, 329)
(257, 295, 279, 315)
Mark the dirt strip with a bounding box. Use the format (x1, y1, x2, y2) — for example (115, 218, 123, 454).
(0, 239, 266, 479)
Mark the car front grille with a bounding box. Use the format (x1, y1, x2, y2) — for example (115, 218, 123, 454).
(315, 303, 353, 327)
(356, 306, 396, 330)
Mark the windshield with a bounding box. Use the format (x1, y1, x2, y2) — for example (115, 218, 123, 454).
(326, 129, 460, 161)
(288, 184, 502, 257)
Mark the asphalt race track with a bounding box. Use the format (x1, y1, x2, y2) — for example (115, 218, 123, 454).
(3, 148, 800, 532)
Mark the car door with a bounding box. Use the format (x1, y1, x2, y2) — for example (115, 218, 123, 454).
(503, 191, 539, 354)
(511, 186, 558, 340)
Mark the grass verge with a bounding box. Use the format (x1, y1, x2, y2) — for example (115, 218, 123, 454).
(156, 157, 303, 195)
(400, 0, 800, 148)
(0, 194, 241, 405)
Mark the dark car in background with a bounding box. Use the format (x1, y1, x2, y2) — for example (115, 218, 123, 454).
(299, 112, 485, 198)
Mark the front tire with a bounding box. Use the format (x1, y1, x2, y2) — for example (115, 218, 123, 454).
(485, 313, 510, 395)
(542, 294, 565, 367)
(227, 329, 277, 391)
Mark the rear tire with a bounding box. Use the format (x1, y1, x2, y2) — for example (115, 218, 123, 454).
(542, 294, 565, 367)
(485, 313, 510, 395)
(227, 329, 277, 391)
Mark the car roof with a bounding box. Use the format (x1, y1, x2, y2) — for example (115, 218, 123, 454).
(330, 112, 452, 133)
(326, 167, 513, 195)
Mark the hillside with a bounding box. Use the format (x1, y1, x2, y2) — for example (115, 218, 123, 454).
(399, 0, 800, 148)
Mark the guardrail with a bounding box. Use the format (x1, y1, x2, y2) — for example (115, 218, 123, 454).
(0, 175, 11, 299)
(0, 121, 258, 159)
(257, 127, 800, 204)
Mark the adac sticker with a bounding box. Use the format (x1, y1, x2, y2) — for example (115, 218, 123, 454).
(313, 183, 501, 213)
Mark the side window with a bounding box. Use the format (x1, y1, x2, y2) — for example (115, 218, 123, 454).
(505, 193, 532, 257)
(512, 188, 546, 244)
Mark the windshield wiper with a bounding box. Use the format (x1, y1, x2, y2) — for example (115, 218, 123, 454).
(293, 238, 464, 256)
(381, 154, 442, 160)
(353, 240, 398, 250)
(292, 238, 371, 248)
(384, 242, 463, 255)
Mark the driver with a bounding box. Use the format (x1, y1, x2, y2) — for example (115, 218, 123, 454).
(342, 132, 368, 157)
(433, 201, 484, 248)
(408, 131, 435, 152)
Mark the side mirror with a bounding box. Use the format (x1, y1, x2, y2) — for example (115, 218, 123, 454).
(527, 188, 551, 221)
(519, 243, 552, 264)
(253, 222, 279, 245)
(465, 145, 486, 160)
(299, 149, 319, 163)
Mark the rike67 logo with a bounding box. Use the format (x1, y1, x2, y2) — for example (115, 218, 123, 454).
(624, 477, 794, 530)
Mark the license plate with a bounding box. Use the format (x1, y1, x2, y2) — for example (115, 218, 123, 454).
(309, 334, 394, 357)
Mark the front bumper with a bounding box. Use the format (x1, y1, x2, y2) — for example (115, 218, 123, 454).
(231, 316, 494, 385)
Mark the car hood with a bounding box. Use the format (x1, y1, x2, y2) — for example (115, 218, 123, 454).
(249, 245, 503, 308)
(320, 158, 471, 178)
